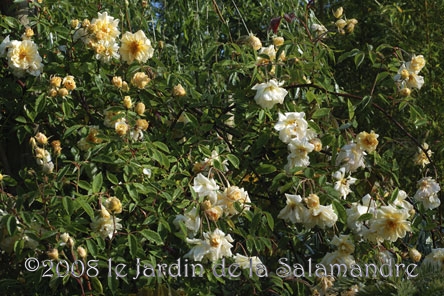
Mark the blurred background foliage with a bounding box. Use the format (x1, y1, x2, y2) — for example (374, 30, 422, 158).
(0, 0, 444, 295)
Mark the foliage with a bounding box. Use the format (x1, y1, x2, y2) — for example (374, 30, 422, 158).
(0, 0, 444, 295)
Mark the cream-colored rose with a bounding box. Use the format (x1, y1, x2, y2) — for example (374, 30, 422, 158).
(333, 7, 343, 19)
(123, 96, 132, 109)
(77, 246, 87, 258)
(34, 132, 48, 145)
(135, 102, 146, 115)
(58, 88, 69, 97)
(172, 84, 186, 97)
(131, 72, 150, 89)
(112, 76, 123, 88)
(63, 75, 76, 91)
(104, 196, 123, 214)
(120, 30, 154, 64)
(246, 33, 262, 51)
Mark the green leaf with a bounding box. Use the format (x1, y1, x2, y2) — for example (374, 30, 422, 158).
(332, 200, 347, 224)
(140, 229, 164, 245)
(76, 197, 94, 219)
(264, 212, 274, 231)
(106, 171, 119, 185)
(256, 164, 276, 175)
(15, 116, 27, 124)
(128, 234, 138, 258)
(226, 154, 240, 169)
(90, 276, 103, 295)
(92, 172, 103, 194)
(354, 52, 365, 68)
(311, 108, 330, 119)
(347, 99, 355, 120)
(358, 213, 374, 222)
(389, 187, 399, 204)
(5, 215, 17, 236)
(62, 196, 74, 216)
(86, 239, 98, 257)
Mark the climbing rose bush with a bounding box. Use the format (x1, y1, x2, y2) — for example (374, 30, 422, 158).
(1, 0, 444, 295)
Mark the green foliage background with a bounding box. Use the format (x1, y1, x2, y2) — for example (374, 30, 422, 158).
(0, 0, 444, 295)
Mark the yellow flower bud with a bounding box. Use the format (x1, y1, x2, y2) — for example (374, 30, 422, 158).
(135, 102, 146, 115)
(71, 19, 80, 29)
(63, 75, 76, 91)
(345, 23, 356, 34)
(309, 138, 323, 152)
(305, 194, 320, 209)
(335, 19, 347, 30)
(77, 246, 87, 259)
(58, 88, 69, 97)
(51, 140, 62, 156)
(135, 119, 149, 131)
(112, 76, 123, 88)
(333, 7, 344, 19)
(410, 55, 426, 72)
(29, 137, 37, 148)
(123, 96, 132, 109)
(99, 205, 111, 218)
(157, 41, 164, 49)
(47, 248, 59, 260)
(115, 120, 129, 136)
(272, 36, 284, 47)
(247, 33, 262, 51)
(50, 76, 62, 88)
(399, 88, 411, 97)
(131, 72, 151, 89)
(0, 174, 3, 181)
(24, 27, 34, 39)
(105, 196, 123, 214)
(35, 132, 48, 145)
(347, 18, 358, 25)
(82, 19, 90, 28)
(400, 69, 410, 80)
(409, 248, 422, 263)
(48, 88, 58, 98)
(172, 84, 186, 97)
(201, 200, 212, 210)
(122, 81, 130, 92)
(205, 205, 223, 222)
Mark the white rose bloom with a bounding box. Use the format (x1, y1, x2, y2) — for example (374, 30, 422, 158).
(90, 206, 122, 239)
(346, 194, 376, 236)
(0, 35, 11, 57)
(192, 173, 219, 203)
(368, 205, 411, 243)
(7, 39, 43, 77)
(257, 44, 276, 64)
(414, 177, 441, 210)
(335, 142, 366, 173)
(251, 79, 288, 109)
(320, 251, 355, 268)
(173, 207, 201, 237)
(277, 194, 306, 224)
(422, 248, 444, 271)
(304, 204, 338, 229)
(184, 238, 211, 262)
(391, 190, 414, 214)
(216, 186, 251, 216)
(94, 40, 120, 63)
(332, 167, 357, 199)
(185, 228, 234, 262)
(274, 112, 308, 143)
(233, 254, 264, 274)
(120, 30, 154, 64)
